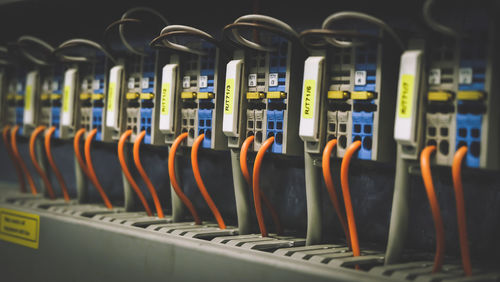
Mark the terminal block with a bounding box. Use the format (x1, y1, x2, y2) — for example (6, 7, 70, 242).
(78, 56, 108, 141)
(226, 36, 303, 155)
(158, 41, 227, 150)
(300, 34, 399, 161)
(424, 13, 499, 169)
(115, 50, 166, 144)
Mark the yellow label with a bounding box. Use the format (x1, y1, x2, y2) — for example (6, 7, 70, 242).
(0, 208, 39, 249)
(24, 85, 32, 111)
(160, 83, 170, 116)
(63, 86, 70, 112)
(224, 78, 234, 114)
(302, 79, 315, 119)
(107, 82, 116, 112)
(398, 74, 414, 118)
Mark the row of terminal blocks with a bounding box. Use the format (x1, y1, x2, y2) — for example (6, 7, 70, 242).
(1, 25, 498, 169)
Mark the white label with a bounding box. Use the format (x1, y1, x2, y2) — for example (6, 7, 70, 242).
(458, 67, 473, 84)
(222, 60, 243, 137)
(354, 71, 366, 85)
(269, 73, 278, 87)
(61, 68, 78, 126)
(159, 64, 178, 132)
(182, 76, 191, 88)
(23, 71, 38, 126)
(16, 82, 22, 92)
(299, 56, 324, 141)
(248, 73, 257, 87)
(428, 68, 441, 85)
(394, 50, 423, 145)
(106, 65, 123, 128)
(141, 77, 149, 89)
(128, 77, 135, 89)
(199, 75, 208, 88)
(92, 79, 100, 90)
(51, 81, 59, 91)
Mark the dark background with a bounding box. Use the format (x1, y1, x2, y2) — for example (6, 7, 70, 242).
(1, 0, 500, 266)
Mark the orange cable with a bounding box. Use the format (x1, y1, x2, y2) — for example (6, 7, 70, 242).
(252, 136, 275, 237)
(30, 125, 55, 199)
(240, 135, 283, 234)
(191, 134, 225, 229)
(168, 132, 201, 224)
(11, 125, 37, 195)
(74, 128, 90, 177)
(44, 126, 70, 201)
(340, 140, 361, 257)
(420, 145, 445, 273)
(118, 130, 153, 216)
(452, 146, 472, 276)
(84, 128, 113, 209)
(322, 139, 351, 246)
(133, 130, 163, 218)
(3, 125, 26, 192)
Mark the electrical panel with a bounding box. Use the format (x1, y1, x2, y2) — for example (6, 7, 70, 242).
(424, 12, 500, 169)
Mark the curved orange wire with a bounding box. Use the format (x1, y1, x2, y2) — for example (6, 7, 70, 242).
(452, 146, 472, 276)
(168, 132, 201, 224)
(84, 128, 112, 209)
(340, 140, 361, 257)
(420, 145, 445, 273)
(322, 139, 351, 246)
(191, 134, 225, 229)
(11, 125, 37, 195)
(252, 136, 275, 237)
(240, 135, 283, 234)
(44, 126, 70, 201)
(133, 130, 164, 218)
(3, 125, 26, 192)
(118, 130, 152, 216)
(74, 128, 90, 177)
(30, 126, 55, 199)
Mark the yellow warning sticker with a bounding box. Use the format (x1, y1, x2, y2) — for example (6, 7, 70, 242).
(160, 83, 170, 116)
(398, 74, 414, 118)
(224, 78, 234, 114)
(302, 79, 315, 119)
(24, 85, 32, 111)
(107, 82, 116, 112)
(63, 85, 70, 112)
(0, 208, 39, 249)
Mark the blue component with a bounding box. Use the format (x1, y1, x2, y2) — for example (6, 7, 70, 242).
(92, 107, 103, 141)
(198, 109, 213, 148)
(265, 109, 284, 154)
(200, 43, 216, 93)
(51, 106, 61, 138)
(140, 108, 153, 144)
(354, 45, 377, 92)
(456, 106, 482, 168)
(16, 106, 23, 126)
(268, 36, 288, 93)
(459, 40, 487, 91)
(352, 108, 374, 160)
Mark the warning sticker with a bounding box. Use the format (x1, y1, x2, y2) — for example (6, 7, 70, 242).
(0, 208, 39, 249)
